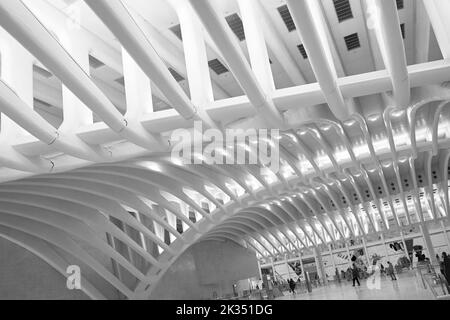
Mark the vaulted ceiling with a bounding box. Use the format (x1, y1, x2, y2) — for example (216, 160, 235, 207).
(0, 0, 449, 299)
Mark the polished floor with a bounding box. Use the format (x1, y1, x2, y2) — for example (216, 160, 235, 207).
(277, 270, 435, 300)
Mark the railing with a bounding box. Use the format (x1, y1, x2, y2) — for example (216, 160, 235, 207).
(417, 262, 450, 300)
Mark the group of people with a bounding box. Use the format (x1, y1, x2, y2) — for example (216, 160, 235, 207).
(281, 252, 450, 295)
(349, 260, 398, 286)
(378, 262, 397, 280)
(437, 252, 450, 284)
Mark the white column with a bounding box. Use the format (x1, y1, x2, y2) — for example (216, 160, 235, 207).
(238, 0, 275, 93)
(420, 223, 437, 265)
(298, 252, 305, 281)
(59, 32, 93, 132)
(270, 257, 276, 282)
(314, 247, 328, 285)
(122, 47, 153, 119)
(381, 233, 390, 263)
(285, 254, 291, 280)
(362, 237, 371, 266)
(0, 31, 34, 140)
(345, 241, 352, 267)
(175, 0, 214, 107)
(257, 259, 263, 281)
(329, 244, 336, 279)
(414, 0, 431, 63)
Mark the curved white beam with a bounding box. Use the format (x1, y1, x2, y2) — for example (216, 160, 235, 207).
(187, 0, 285, 129)
(0, 0, 165, 151)
(285, 0, 352, 120)
(374, 0, 410, 108)
(84, 0, 217, 130)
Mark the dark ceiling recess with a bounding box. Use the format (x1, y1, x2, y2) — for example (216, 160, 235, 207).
(115, 76, 125, 86)
(208, 59, 228, 75)
(344, 33, 361, 51)
(333, 0, 353, 23)
(400, 23, 405, 39)
(89, 55, 105, 69)
(396, 0, 404, 10)
(225, 13, 245, 41)
(168, 67, 185, 82)
(277, 5, 296, 32)
(297, 44, 308, 59)
(170, 24, 183, 41)
(33, 65, 53, 78)
(33, 98, 52, 108)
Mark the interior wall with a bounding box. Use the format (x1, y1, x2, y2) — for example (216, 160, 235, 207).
(0, 237, 88, 300)
(148, 240, 259, 300)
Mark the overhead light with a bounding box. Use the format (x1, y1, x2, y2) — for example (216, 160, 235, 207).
(391, 109, 405, 117)
(170, 158, 184, 166)
(139, 161, 162, 172)
(169, 24, 183, 41)
(344, 119, 356, 126)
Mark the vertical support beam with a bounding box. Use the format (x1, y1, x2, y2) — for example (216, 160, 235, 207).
(257, 0, 306, 85)
(59, 34, 93, 132)
(381, 233, 390, 263)
(238, 0, 275, 93)
(420, 223, 437, 265)
(345, 240, 352, 267)
(175, 0, 214, 107)
(257, 259, 263, 281)
(414, 0, 431, 63)
(329, 244, 336, 273)
(298, 252, 305, 281)
(285, 254, 291, 280)
(0, 31, 34, 139)
(362, 237, 371, 267)
(373, 0, 410, 108)
(270, 256, 276, 282)
(314, 246, 328, 285)
(285, 0, 352, 120)
(400, 229, 410, 268)
(187, 0, 284, 128)
(122, 47, 153, 119)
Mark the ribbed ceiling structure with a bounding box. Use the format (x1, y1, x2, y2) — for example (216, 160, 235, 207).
(0, 0, 450, 299)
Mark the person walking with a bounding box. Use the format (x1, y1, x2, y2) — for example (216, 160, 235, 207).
(386, 261, 397, 280)
(351, 263, 360, 287)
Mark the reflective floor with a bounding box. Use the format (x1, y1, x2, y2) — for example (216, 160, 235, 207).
(277, 271, 435, 300)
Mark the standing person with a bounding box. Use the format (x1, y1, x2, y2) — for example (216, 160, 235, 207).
(351, 263, 360, 287)
(437, 254, 445, 278)
(346, 266, 352, 281)
(380, 263, 385, 275)
(335, 268, 341, 283)
(289, 279, 296, 295)
(386, 261, 397, 280)
(442, 252, 450, 284)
